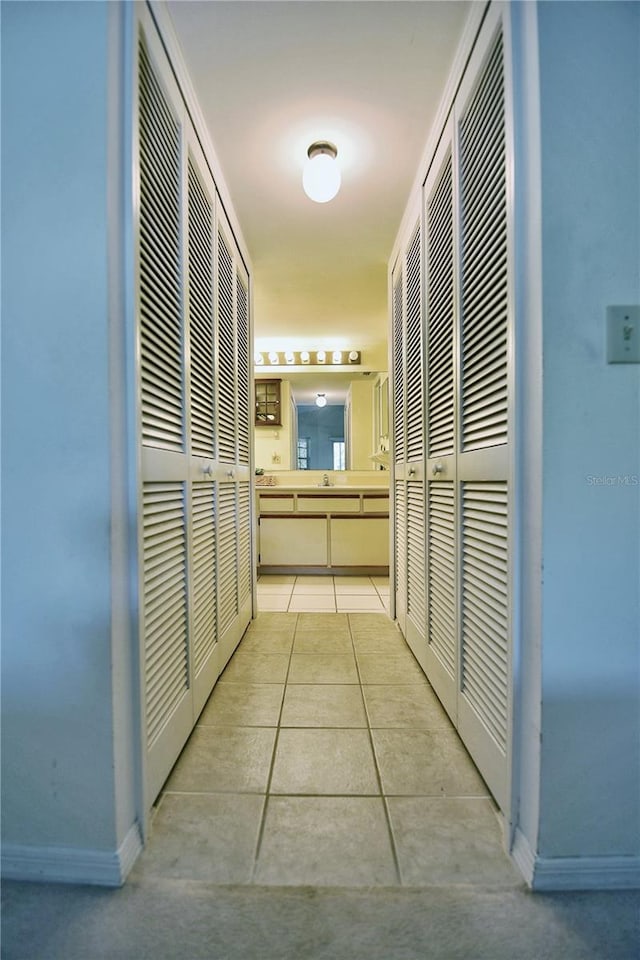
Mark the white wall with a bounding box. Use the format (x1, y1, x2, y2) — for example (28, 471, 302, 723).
(347, 380, 375, 470)
(537, 1, 640, 859)
(1, 1, 136, 869)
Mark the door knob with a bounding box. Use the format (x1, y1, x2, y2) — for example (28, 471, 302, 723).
(408, 466, 416, 477)
(432, 462, 444, 476)
(201, 464, 213, 476)
(226, 469, 235, 480)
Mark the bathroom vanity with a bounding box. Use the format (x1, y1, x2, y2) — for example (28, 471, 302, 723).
(256, 480, 389, 575)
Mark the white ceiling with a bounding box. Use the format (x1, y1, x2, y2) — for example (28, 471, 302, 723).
(166, 0, 471, 370)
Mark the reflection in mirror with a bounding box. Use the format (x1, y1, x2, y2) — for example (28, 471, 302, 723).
(253, 370, 389, 473)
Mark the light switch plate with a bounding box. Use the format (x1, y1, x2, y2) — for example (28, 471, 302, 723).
(607, 305, 640, 363)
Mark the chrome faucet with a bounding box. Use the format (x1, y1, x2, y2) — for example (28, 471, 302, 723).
(322, 473, 330, 487)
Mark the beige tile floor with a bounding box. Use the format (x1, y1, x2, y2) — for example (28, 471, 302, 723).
(257, 574, 390, 613)
(133, 608, 522, 889)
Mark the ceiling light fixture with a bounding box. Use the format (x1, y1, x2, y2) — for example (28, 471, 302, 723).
(303, 141, 341, 204)
(315, 393, 327, 408)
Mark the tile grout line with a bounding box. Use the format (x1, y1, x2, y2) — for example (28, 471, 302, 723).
(250, 612, 298, 882)
(347, 612, 403, 887)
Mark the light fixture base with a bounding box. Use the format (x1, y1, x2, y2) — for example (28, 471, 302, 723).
(307, 141, 337, 161)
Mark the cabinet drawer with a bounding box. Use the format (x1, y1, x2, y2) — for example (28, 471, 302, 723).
(259, 495, 295, 513)
(298, 495, 360, 513)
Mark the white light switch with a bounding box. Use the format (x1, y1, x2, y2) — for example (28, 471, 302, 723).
(607, 305, 640, 363)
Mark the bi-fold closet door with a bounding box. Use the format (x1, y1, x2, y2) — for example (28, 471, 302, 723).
(136, 12, 253, 807)
(391, 216, 426, 655)
(393, 6, 513, 813)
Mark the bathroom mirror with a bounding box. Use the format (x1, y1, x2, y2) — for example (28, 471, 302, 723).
(253, 369, 389, 473)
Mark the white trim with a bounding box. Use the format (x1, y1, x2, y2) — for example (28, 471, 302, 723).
(508, 0, 544, 858)
(1, 824, 143, 888)
(511, 829, 640, 890)
(511, 827, 536, 887)
(534, 856, 640, 892)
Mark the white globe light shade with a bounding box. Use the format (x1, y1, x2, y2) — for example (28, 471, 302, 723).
(303, 148, 341, 204)
(315, 394, 327, 408)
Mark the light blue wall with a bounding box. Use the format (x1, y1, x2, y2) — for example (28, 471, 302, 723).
(1, 1, 125, 852)
(537, 1, 640, 857)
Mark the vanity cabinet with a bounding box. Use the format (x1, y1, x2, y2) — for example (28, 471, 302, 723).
(258, 489, 389, 574)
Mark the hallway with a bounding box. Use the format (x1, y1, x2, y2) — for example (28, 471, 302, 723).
(3, 608, 639, 959)
(132, 608, 519, 887)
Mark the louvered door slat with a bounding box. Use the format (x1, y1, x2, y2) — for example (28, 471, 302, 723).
(392, 271, 405, 464)
(407, 480, 425, 627)
(394, 480, 407, 602)
(405, 224, 423, 462)
(139, 40, 184, 453)
(427, 151, 455, 459)
(236, 273, 250, 465)
(217, 485, 238, 636)
(428, 482, 456, 677)
(238, 485, 251, 603)
(191, 482, 217, 676)
(461, 481, 508, 750)
(459, 32, 507, 454)
(188, 158, 215, 458)
(217, 230, 236, 462)
(142, 482, 188, 748)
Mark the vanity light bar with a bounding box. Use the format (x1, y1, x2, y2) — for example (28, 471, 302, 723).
(254, 350, 360, 366)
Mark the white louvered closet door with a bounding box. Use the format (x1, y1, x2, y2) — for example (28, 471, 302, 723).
(186, 134, 219, 718)
(454, 14, 511, 811)
(136, 9, 254, 807)
(137, 26, 193, 802)
(236, 264, 252, 618)
(215, 203, 253, 665)
(403, 223, 427, 662)
(424, 120, 458, 724)
(391, 255, 407, 632)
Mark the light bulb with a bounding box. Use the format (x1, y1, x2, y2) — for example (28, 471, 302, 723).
(316, 350, 326, 364)
(315, 394, 327, 408)
(285, 351, 295, 364)
(303, 142, 341, 204)
(300, 351, 310, 364)
(332, 350, 342, 364)
(255, 352, 264, 365)
(268, 351, 279, 364)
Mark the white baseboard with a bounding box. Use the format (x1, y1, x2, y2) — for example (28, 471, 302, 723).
(511, 829, 640, 890)
(511, 828, 536, 886)
(1, 822, 143, 887)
